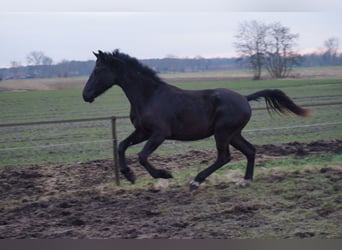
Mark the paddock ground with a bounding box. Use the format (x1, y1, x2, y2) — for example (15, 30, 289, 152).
(0, 139, 341, 239)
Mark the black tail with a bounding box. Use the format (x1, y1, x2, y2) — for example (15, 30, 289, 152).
(246, 89, 310, 117)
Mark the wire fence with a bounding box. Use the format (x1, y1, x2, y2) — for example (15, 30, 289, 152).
(1, 101, 342, 184)
(1, 121, 341, 152)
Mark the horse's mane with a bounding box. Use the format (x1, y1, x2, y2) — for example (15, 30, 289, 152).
(104, 50, 162, 82)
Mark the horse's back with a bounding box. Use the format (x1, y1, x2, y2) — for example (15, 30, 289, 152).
(159, 87, 251, 140)
(165, 86, 252, 124)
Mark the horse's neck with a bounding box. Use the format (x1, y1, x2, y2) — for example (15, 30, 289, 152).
(118, 75, 164, 112)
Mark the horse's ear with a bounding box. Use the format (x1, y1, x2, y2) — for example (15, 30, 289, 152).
(93, 50, 105, 58)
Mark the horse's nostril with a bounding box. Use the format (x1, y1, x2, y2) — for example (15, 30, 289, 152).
(83, 93, 94, 103)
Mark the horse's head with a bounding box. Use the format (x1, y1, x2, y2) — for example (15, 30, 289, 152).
(83, 50, 123, 103)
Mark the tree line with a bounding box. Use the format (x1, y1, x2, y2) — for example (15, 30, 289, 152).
(1, 52, 341, 81)
(1, 20, 341, 80)
(0, 57, 239, 80)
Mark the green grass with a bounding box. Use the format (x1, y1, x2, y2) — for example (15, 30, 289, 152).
(1, 78, 341, 123)
(261, 154, 342, 169)
(0, 75, 341, 167)
(109, 153, 342, 191)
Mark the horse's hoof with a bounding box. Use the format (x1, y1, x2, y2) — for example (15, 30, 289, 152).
(157, 169, 173, 179)
(189, 180, 200, 192)
(121, 168, 136, 184)
(236, 179, 251, 187)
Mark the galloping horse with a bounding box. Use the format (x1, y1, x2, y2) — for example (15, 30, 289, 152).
(83, 50, 310, 191)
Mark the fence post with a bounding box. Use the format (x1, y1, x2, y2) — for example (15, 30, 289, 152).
(111, 117, 120, 186)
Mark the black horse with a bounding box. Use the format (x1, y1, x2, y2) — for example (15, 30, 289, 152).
(83, 50, 310, 191)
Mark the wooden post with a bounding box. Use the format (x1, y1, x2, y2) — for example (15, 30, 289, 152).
(111, 117, 120, 186)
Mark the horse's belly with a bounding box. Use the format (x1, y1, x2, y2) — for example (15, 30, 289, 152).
(168, 132, 213, 141)
(168, 120, 215, 141)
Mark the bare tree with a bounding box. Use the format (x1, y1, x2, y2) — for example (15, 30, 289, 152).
(10, 61, 22, 68)
(264, 22, 301, 78)
(234, 21, 301, 79)
(234, 20, 269, 80)
(324, 37, 339, 55)
(9, 61, 22, 76)
(26, 51, 53, 66)
(323, 37, 339, 65)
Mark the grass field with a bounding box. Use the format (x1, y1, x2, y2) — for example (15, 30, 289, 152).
(0, 71, 341, 167)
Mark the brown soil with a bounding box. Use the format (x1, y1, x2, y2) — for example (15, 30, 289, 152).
(0, 139, 341, 239)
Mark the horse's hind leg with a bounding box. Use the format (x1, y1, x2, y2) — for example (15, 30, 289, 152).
(189, 131, 232, 191)
(138, 133, 173, 179)
(231, 134, 256, 187)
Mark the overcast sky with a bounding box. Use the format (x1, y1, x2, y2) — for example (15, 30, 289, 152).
(1, 0, 342, 67)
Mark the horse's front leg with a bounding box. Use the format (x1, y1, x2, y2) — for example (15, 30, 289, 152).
(118, 129, 148, 183)
(138, 133, 173, 179)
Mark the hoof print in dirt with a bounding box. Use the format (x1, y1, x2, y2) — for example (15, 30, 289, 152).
(294, 231, 315, 238)
(70, 218, 85, 226)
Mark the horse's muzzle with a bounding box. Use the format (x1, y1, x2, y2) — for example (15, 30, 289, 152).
(83, 93, 94, 103)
